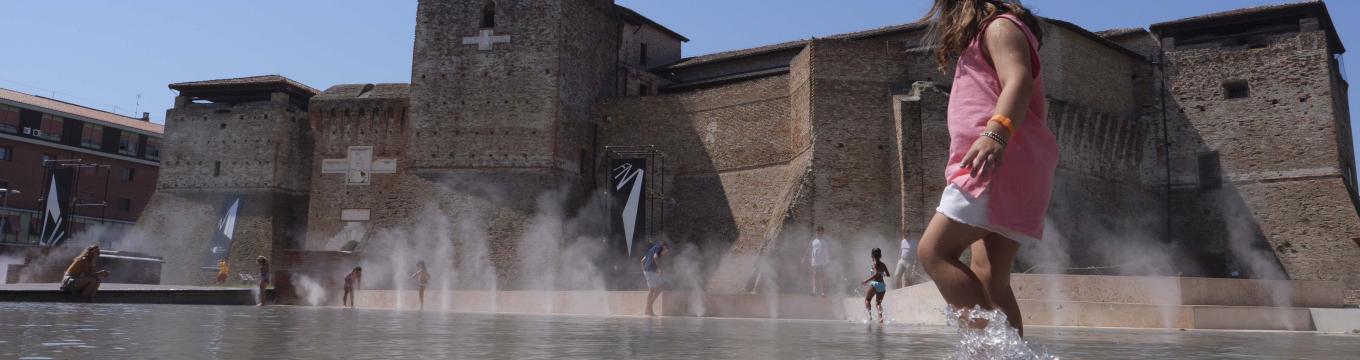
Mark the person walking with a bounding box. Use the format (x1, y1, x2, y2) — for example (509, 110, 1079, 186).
(640, 241, 668, 316)
(915, 0, 1057, 337)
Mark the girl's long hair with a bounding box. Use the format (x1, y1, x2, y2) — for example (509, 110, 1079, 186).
(920, 0, 1043, 73)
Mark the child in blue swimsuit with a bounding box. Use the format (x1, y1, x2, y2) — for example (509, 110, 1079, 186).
(861, 248, 891, 323)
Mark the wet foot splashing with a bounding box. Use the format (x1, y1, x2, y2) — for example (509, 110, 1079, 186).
(945, 305, 1058, 360)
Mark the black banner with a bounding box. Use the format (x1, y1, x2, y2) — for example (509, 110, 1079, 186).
(37, 168, 73, 246)
(204, 196, 243, 269)
(610, 158, 647, 257)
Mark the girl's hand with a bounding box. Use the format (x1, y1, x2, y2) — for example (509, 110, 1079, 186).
(961, 135, 1006, 178)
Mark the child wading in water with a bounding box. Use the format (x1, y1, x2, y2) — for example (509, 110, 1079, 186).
(409, 261, 430, 310)
(343, 266, 362, 309)
(256, 256, 271, 306)
(916, 0, 1057, 337)
(861, 248, 891, 323)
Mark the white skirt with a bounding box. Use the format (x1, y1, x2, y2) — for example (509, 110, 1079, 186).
(935, 184, 1040, 243)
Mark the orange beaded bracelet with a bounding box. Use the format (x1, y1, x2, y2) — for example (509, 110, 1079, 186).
(989, 114, 1015, 137)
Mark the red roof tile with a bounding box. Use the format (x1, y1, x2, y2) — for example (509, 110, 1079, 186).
(0, 87, 162, 135)
(169, 75, 320, 96)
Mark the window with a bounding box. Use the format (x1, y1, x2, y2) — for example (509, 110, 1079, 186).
(119, 167, 135, 182)
(118, 132, 139, 156)
(214, 161, 221, 177)
(1224, 81, 1249, 99)
(41, 154, 54, 166)
(579, 149, 589, 175)
(1198, 152, 1222, 190)
(37, 114, 62, 141)
(145, 137, 161, 160)
(1, 214, 17, 243)
(0, 146, 10, 161)
(80, 123, 103, 149)
(640, 43, 649, 66)
(0, 104, 18, 134)
(117, 197, 132, 212)
(480, 1, 496, 28)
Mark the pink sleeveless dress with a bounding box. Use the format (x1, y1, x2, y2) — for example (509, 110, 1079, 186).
(935, 14, 1058, 243)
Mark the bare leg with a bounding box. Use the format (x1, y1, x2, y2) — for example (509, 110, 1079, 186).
(875, 291, 885, 323)
(76, 278, 100, 302)
(810, 267, 819, 296)
(917, 213, 995, 317)
(645, 288, 659, 316)
(817, 268, 827, 296)
(863, 287, 875, 321)
(970, 234, 1024, 336)
(419, 287, 425, 310)
(258, 283, 267, 306)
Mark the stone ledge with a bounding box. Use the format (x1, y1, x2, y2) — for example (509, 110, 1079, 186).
(0, 283, 259, 305)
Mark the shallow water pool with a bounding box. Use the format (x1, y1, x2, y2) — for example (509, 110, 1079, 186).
(0, 303, 1355, 359)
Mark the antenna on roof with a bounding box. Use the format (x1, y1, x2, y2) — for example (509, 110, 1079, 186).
(134, 94, 141, 116)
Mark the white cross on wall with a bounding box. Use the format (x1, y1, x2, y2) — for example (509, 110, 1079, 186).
(321, 146, 397, 186)
(462, 29, 511, 50)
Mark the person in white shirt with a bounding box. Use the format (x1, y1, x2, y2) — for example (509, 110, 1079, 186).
(896, 237, 917, 289)
(805, 226, 831, 296)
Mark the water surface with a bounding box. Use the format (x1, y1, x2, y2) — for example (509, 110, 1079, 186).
(0, 303, 1355, 359)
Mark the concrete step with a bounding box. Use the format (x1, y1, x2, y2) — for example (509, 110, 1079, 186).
(1019, 300, 1315, 330)
(356, 290, 655, 316)
(354, 290, 845, 319)
(859, 278, 1332, 331)
(0, 283, 258, 305)
(1010, 274, 1343, 308)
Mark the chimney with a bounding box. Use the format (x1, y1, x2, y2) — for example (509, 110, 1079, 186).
(141, 112, 151, 122)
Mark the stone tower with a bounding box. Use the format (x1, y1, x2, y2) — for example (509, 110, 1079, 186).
(138, 75, 318, 285)
(400, 0, 622, 285)
(1151, 2, 1360, 302)
(407, 0, 618, 182)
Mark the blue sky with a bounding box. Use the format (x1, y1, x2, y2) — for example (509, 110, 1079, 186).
(0, 0, 1354, 129)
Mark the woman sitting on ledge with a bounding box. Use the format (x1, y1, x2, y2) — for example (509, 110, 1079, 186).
(60, 245, 111, 302)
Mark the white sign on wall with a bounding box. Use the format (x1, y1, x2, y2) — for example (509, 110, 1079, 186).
(321, 146, 397, 186)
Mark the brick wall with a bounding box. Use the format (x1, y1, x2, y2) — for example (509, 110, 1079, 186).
(1162, 28, 1360, 300)
(304, 84, 410, 250)
(599, 73, 800, 292)
(138, 92, 312, 285)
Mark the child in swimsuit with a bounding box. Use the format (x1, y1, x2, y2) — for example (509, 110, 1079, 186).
(861, 248, 891, 323)
(409, 261, 430, 310)
(343, 266, 362, 308)
(256, 256, 270, 306)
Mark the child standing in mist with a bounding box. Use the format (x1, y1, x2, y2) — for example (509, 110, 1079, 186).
(915, 0, 1057, 336)
(805, 226, 831, 296)
(409, 261, 430, 310)
(862, 248, 891, 324)
(343, 266, 362, 309)
(256, 256, 271, 306)
(216, 257, 230, 285)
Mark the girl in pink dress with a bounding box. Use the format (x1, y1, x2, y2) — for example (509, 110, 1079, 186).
(915, 0, 1058, 336)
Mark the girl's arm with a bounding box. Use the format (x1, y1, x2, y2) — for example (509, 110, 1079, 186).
(962, 18, 1035, 177)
